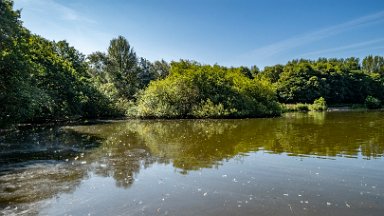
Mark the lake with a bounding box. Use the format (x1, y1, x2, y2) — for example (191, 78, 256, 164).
(1, 111, 384, 215)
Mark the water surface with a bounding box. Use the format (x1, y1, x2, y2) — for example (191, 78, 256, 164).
(1, 111, 384, 215)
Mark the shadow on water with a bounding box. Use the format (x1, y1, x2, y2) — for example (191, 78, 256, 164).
(1, 111, 384, 214)
(0, 124, 104, 214)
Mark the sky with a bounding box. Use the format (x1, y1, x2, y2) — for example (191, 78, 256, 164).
(14, 0, 384, 68)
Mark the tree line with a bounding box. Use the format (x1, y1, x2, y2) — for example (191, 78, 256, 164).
(1, 0, 384, 125)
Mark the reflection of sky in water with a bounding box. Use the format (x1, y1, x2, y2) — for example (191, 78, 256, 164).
(41, 153, 384, 216)
(1, 111, 384, 215)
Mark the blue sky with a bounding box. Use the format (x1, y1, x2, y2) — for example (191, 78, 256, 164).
(14, 0, 384, 68)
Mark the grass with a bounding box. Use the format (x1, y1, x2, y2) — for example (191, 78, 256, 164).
(282, 97, 327, 112)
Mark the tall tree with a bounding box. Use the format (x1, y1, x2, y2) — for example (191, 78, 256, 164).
(0, 0, 36, 123)
(107, 35, 138, 99)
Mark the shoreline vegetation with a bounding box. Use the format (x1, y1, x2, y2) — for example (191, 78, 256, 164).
(1, 0, 384, 128)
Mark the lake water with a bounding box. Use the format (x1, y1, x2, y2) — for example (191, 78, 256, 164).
(1, 111, 384, 215)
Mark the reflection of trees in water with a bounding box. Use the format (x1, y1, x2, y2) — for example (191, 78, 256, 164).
(1, 112, 383, 213)
(103, 112, 384, 173)
(70, 112, 384, 178)
(54, 111, 384, 189)
(271, 112, 384, 158)
(69, 123, 161, 188)
(127, 120, 240, 170)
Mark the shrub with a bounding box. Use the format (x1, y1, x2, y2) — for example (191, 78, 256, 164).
(310, 97, 327, 111)
(136, 62, 281, 118)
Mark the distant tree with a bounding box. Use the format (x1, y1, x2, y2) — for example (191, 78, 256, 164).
(151, 59, 170, 79)
(250, 65, 260, 78)
(277, 62, 326, 103)
(261, 64, 284, 83)
(87, 51, 108, 79)
(238, 66, 253, 79)
(137, 57, 158, 89)
(106, 35, 138, 99)
(362, 55, 384, 74)
(344, 57, 360, 71)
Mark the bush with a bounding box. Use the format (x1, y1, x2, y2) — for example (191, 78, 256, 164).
(310, 97, 327, 111)
(365, 96, 382, 109)
(136, 61, 281, 118)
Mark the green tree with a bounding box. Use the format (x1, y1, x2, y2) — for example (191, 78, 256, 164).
(0, 0, 38, 123)
(344, 57, 360, 71)
(260, 64, 284, 83)
(106, 35, 138, 99)
(151, 59, 170, 79)
(54, 40, 89, 77)
(277, 61, 326, 103)
(137, 57, 159, 89)
(136, 61, 281, 118)
(87, 51, 108, 80)
(250, 65, 260, 78)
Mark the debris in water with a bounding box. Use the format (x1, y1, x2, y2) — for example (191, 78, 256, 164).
(345, 202, 351, 208)
(203, 192, 208, 196)
(283, 194, 289, 196)
(327, 202, 331, 206)
(222, 174, 227, 178)
(233, 178, 238, 183)
(288, 204, 294, 215)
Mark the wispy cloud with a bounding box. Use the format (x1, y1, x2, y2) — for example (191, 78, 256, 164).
(296, 38, 384, 58)
(15, 0, 110, 54)
(17, 0, 96, 23)
(247, 10, 384, 59)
